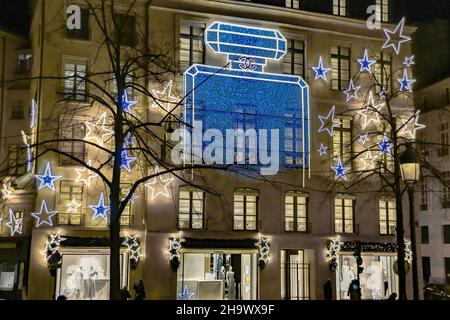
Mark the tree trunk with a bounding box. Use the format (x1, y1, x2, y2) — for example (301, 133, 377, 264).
(110, 209, 121, 300)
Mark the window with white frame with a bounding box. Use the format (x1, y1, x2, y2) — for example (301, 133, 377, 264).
(64, 59, 87, 100)
(285, 0, 300, 10)
(333, 116, 352, 165)
(439, 122, 449, 157)
(59, 117, 86, 165)
(111, 71, 134, 99)
(379, 198, 396, 235)
(283, 38, 305, 78)
(333, 0, 346, 16)
(11, 100, 25, 119)
(335, 195, 355, 234)
(285, 192, 308, 232)
(178, 187, 205, 230)
(284, 113, 303, 167)
(234, 189, 258, 231)
(179, 21, 205, 73)
(420, 178, 428, 210)
(376, 0, 390, 23)
(17, 53, 32, 73)
(375, 51, 392, 93)
(58, 181, 84, 226)
(331, 46, 350, 91)
(8, 145, 27, 176)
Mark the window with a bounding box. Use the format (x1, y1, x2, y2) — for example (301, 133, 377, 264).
(120, 184, 134, 227)
(58, 181, 84, 226)
(66, 7, 90, 40)
(11, 100, 25, 119)
(379, 198, 396, 235)
(420, 178, 428, 210)
(113, 14, 136, 47)
(17, 53, 32, 73)
(284, 113, 303, 166)
(422, 257, 430, 283)
(376, 0, 390, 23)
(444, 225, 450, 244)
(59, 117, 86, 165)
(442, 172, 450, 208)
(285, 0, 300, 9)
(234, 189, 258, 231)
(285, 192, 308, 232)
(375, 52, 392, 93)
(333, 117, 352, 165)
(178, 187, 205, 230)
(284, 38, 305, 77)
(439, 122, 449, 157)
(421, 226, 429, 244)
(8, 145, 27, 176)
(331, 46, 350, 91)
(111, 71, 134, 99)
(335, 196, 355, 234)
(0, 261, 17, 291)
(235, 109, 257, 164)
(64, 60, 87, 100)
(446, 258, 450, 281)
(333, 0, 346, 16)
(179, 22, 205, 73)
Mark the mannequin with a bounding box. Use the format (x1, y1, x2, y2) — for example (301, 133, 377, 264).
(227, 266, 236, 300)
(218, 266, 226, 299)
(341, 260, 354, 297)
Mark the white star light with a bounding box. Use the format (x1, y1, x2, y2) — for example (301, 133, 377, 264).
(1, 184, 13, 200)
(32, 200, 58, 228)
(318, 106, 338, 136)
(120, 150, 137, 173)
(84, 112, 114, 145)
(311, 56, 332, 81)
(130, 248, 143, 263)
(378, 133, 394, 155)
(255, 235, 270, 264)
(397, 68, 416, 92)
(89, 192, 110, 221)
(382, 17, 411, 55)
(400, 110, 426, 139)
(6, 209, 23, 236)
(358, 134, 370, 145)
(74, 160, 98, 187)
(118, 90, 138, 113)
(357, 49, 376, 73)
(145, 166, 174, 201)
(151, 80, 178, 111)
(403, 55, 415, 68)
(357, 92, 384, 130)
(318, 143, 328, 156)
(332, 157, 350, 180)
(178, 285, 195, 300)
(66, 198, 82, 213)
(169, 237, 185, 260)
(35, 162, 62, 192)
(360, 151, 377, 171)
(343, 80, 361, 102)
(122, 234, 139, 251)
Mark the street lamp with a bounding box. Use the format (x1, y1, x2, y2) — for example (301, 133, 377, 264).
(399, 143, 420, 300)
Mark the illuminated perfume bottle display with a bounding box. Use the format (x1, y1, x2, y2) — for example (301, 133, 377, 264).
(183, 22, 310, 175)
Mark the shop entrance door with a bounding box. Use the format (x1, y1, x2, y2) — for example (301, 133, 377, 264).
(281, 249, 310, 300)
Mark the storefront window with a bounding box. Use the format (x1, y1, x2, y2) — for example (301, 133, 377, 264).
(0, 262, 17, 290)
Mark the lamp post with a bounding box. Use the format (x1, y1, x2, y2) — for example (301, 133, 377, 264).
(399, 143, 420, 300)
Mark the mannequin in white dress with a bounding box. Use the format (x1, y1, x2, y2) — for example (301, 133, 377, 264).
(226, 266, 236, 300)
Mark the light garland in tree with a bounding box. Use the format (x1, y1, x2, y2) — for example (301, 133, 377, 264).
(31, 200, 58, 228)
(6, 208, 23, 236)
(357, 49, 376, 73)
(89, 192, 110, 221)
(311, 56, 332, 81)
(382, 17, 411, 55)
(144, 166, 174, 201)
(343, 79, 361, 102)
(357, 91, 384, 130)
(35, 162, 63, 192)
(359, 150, 377, 171)
(399, 110, 426, 139)
(151, 80, 178, 111)
(84, 112, 114, 146)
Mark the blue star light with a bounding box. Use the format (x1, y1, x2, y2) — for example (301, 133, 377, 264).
(343, 80, 361, 102)
(312, 56, 332, 81)
(397, 69, 416, 92)
(358, 134, 370, 145)
(35, 162, 62, 192)
(318, 143, 328, 156)
(378, 133, 394, 155)
(124, 132, 136, 146)
(178, 285, 195, 300)
(31, 200, 58, 228)
(318, 106, 336, 136)
(403, 55, 415, 68)
(89, 192, 110, 221)
(118, 90, 138, 113)
(357, 49, 376, 73)
(332, 157, 349, 180)
(120, 150, 137, 173)
(382, 17, 411, 55)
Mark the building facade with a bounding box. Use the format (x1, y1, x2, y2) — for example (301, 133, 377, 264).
(0, 0, 421, 300)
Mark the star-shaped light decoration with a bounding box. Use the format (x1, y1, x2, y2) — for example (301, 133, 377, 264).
(378, 133, 394, 156)
(50, 233, 67, 247)
(332, 157, 350, 180)
(318, 106, 339, 136)
(30, 98, 36, 129)
(66, 198, 82, 213)
(379, 89, 388, 100)
(399, 110, 426, 139)
(318, 143, 328, 156)
(358, 134, 370, 145)
(122, 234, 139, 251)
(178, 285, 195, 300)
(357, 92, 384, 130)
(84, 112, 114, 146)
(382, 17, 411, 55)
(343, 79, 361, 102)
(1, 184, 13, 201)
(145, 166, 174, 201)
(169, 237, 185, 260)
(118, 90, 138, 113)
(21, 131, 32, 172)
(357, 49, 376, 73)
(120, 150, 137, 173)
(255, 235, 270, 264)
(124, 132, 136, 146)
(6, 209, 23, 236)
(121, 188, 138, 204)
(35, 162, 63, 192)
(89, 192, 110, 221)
(311, 56, 332, 81)
(151, 80, 178, 111)
(32, 200, 58, 228)
(75, 161, 98, 187)
(360, 151, 377, 171)
(397, 68, 416, 92)
(403, 55, 415, 68)
(130, 247, 143, 263)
